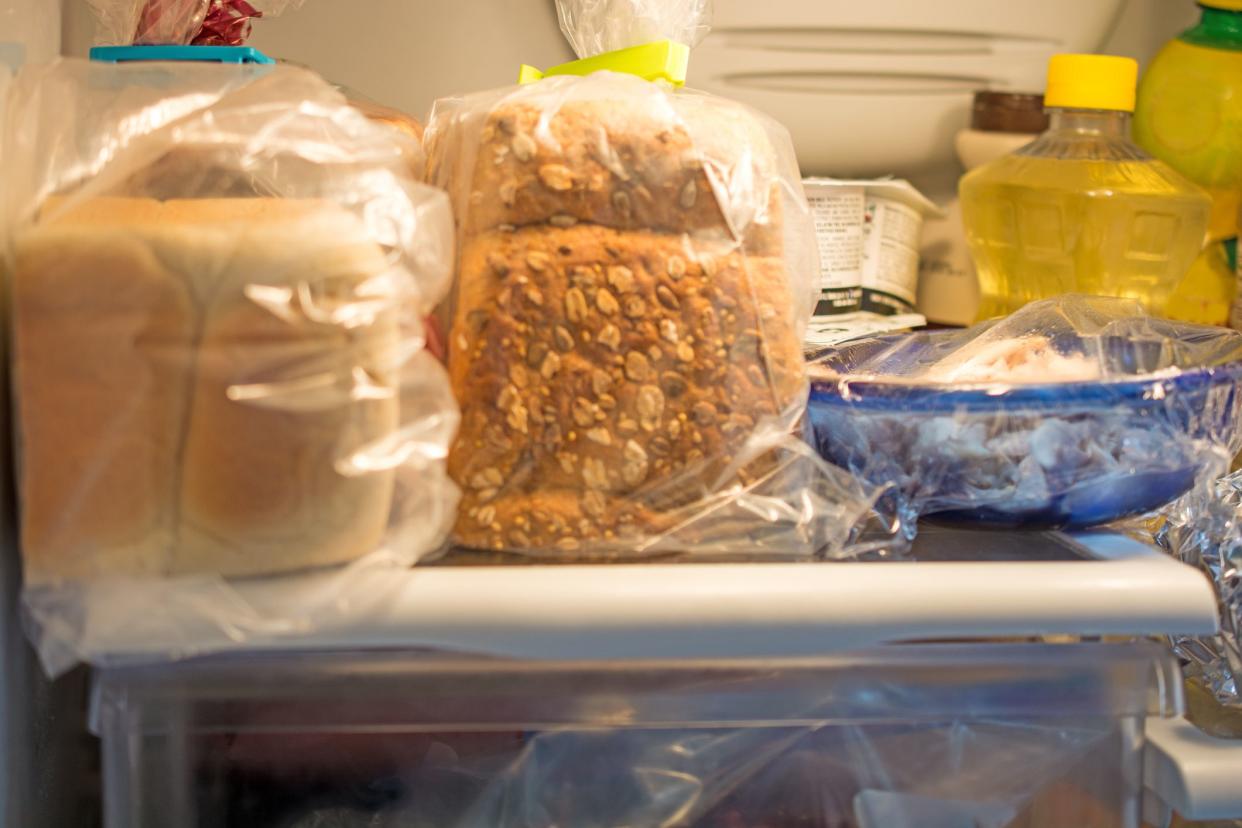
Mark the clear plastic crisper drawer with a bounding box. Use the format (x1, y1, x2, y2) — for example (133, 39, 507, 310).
(94, 642, 1180, 828)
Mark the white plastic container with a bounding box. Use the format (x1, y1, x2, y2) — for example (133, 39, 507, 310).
(803, 177, 941, 317)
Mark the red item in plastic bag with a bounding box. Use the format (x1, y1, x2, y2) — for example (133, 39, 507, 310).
(191, 0, 263, 46)
(133, 0, 264, 46)
(132, 0, 206, 44)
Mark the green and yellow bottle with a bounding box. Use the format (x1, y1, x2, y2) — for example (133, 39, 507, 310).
(961, 54, 1210, 320)
(1135, 0, 1242, 325)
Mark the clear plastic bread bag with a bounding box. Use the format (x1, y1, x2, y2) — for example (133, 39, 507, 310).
(0, 58, 458, 676)
(424, 0, 898, 559)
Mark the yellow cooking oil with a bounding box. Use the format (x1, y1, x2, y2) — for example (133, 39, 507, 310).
(963, 154, 1210, 319)
(961, 54, 1210, 321)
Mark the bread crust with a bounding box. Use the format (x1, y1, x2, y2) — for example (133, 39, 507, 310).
(14, 204, 194, 578)
(14, 197, 402, 579)
(448, 224, 804, 553)
(430, 95, 784, 253)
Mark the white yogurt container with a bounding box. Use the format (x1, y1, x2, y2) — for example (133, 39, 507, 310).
(803, 178, 942, 317)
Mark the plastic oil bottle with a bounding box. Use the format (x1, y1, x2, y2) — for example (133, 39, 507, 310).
(1134, 0, 1242, 326)
(960, 54, 1211, 320)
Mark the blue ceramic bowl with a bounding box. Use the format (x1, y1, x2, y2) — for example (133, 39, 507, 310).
(808, 334, 1242, 529)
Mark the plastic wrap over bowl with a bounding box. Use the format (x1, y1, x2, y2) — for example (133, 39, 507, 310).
(808, 298, 1242, 529)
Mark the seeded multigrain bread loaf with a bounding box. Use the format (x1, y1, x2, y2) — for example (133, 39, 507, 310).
(428, 91, 784, 251)
(447, 224, 804, 553)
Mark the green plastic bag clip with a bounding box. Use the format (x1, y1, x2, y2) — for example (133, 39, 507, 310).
(518, 40, 689, 86)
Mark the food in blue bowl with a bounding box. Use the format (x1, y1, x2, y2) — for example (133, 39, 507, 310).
(807, 297, 1242, 529)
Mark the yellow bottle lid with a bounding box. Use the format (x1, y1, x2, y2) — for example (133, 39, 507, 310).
(1200, 0, 1242, 11)
(1044, 54, 1139, 113)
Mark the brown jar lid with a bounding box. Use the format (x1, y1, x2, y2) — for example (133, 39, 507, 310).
(971, 91, 1049, 134)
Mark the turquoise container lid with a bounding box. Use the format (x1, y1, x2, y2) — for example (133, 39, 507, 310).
(89, 45, 273, 64)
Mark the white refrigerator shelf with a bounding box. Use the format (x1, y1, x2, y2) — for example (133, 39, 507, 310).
(87, 527, 1219, 664)
(1146, 716, 1242, 824)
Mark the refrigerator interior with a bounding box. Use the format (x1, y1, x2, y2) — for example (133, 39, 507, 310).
(57, 0, 1193, 124)
(9, 2, 1231, 827)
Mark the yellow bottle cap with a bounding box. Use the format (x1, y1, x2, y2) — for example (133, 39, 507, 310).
(1044, 54, 1138, 113)
(518, 40, 689, 86)
(1201, 0, 1242, 11)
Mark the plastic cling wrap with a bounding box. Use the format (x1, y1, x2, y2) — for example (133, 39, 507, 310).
(425, 0, 895, 559)
(1, 59, 457, 676)
(87, 0, 302, 47)
(555, 0, 713, 58)
(256, 724, 1136, 828)
(809, 296, 1242, 529)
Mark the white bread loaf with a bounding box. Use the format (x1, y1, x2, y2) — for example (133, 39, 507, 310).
(13, 197, 401, 581)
